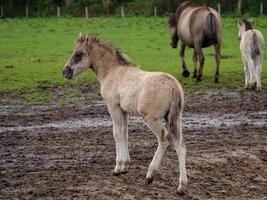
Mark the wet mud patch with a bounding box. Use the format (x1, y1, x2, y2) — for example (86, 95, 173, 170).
(0, 90, 267, 199)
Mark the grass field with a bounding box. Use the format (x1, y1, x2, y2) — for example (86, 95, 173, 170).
(0, 16, 266, 98)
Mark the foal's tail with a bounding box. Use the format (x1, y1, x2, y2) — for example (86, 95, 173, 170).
(252, 32, 262, 60)
(204, 11, 220, 44)
(166, 88, 184, 141)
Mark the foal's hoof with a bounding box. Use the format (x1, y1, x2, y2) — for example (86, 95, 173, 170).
(177, 181, 188, 195)
(248, 82, 257, 90)
(177, 187, 186, 195)
(255, 87, 261, 92)
(182, 70, 190, 78)
(113, 171, 121, 176)
(145, 176, 154, 184)
(120, 169, 128, 174)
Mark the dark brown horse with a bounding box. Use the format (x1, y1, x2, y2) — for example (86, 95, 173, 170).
(168, 0, 222, 82)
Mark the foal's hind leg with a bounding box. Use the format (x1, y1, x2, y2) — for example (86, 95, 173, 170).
(180, 44, 190, 77)
(108, 104, 130, 175)
(143, 116, 170, 183)
(242, 55, 249, 89)
(171, 113, 187, 194)
(214, 43, 221, 83)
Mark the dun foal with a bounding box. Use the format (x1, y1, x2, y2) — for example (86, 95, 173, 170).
(238, 19, 264, 91)
(62, 34, 188, 194)
(168, 0, 222, 83)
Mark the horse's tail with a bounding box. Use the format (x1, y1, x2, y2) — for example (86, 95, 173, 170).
(166, 87, 184, 141)
(204, 11, 220, 44)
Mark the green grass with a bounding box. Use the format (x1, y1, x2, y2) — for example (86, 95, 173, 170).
(22, 91, 53, 105)
(0, 17, 267, 94)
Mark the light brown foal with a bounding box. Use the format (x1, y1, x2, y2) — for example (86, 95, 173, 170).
(62, 34, 188, 194)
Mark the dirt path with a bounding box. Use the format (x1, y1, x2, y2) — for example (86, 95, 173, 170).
(0, 90, 267, 199)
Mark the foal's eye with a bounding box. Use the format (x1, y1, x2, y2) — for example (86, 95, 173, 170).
(74, 51, 83, 63)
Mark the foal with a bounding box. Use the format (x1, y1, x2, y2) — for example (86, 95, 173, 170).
(238, 19, 264, 91)
(62, 34, 188, 194)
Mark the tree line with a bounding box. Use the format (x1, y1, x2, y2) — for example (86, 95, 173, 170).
(0, 0, 265, 17)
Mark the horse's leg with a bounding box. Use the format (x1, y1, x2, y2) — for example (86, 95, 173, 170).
(255, 59, 262, 91)
(171, 111, 187, 194)
(196, 45, 205, 82)
(180, 44, 190, 77)
(192, 49, 198, 78)
(242, 55, 249, 89)
(214, 43, 221, 83)
(108, 105, 130, 175)
(144, 116, 170, 183)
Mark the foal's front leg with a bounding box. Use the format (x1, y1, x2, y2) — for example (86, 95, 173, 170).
(108, 105, 130, 175)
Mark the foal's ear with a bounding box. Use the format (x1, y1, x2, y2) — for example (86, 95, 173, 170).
(78, 32, 87, 43)
(85, 35, 90, 43)
(248, 18, 254, 24)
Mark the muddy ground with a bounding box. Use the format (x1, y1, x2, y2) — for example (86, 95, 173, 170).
(0, 88, 267, 200)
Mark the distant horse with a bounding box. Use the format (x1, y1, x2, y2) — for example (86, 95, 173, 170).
(168, 0, 222, 83)
(238, 19, 264, 91)
(62, 33, 188, 194)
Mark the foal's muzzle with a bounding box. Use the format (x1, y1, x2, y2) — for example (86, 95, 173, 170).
(62, 65, 73, 79)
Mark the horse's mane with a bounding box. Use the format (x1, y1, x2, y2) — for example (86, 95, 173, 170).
(242, 19, 253, 31)
(175, 1, 191, 21)
(78, 34, 135, 67)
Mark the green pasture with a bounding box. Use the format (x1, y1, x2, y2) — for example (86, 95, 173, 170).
(0, 17, 266, 95)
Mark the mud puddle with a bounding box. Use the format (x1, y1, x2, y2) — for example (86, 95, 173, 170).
(1, 101, 267, 133)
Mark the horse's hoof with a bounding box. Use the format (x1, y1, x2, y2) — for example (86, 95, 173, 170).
(182, 70, 190, 78)
(145, 177, 154, 184)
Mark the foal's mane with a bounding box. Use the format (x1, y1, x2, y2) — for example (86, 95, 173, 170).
(79, 34, 135, 67)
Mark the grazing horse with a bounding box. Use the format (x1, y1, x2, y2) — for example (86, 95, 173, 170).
(62, 33, 188, 194)
(238, 19, 264, 91)
(168, 0, 222, 83)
